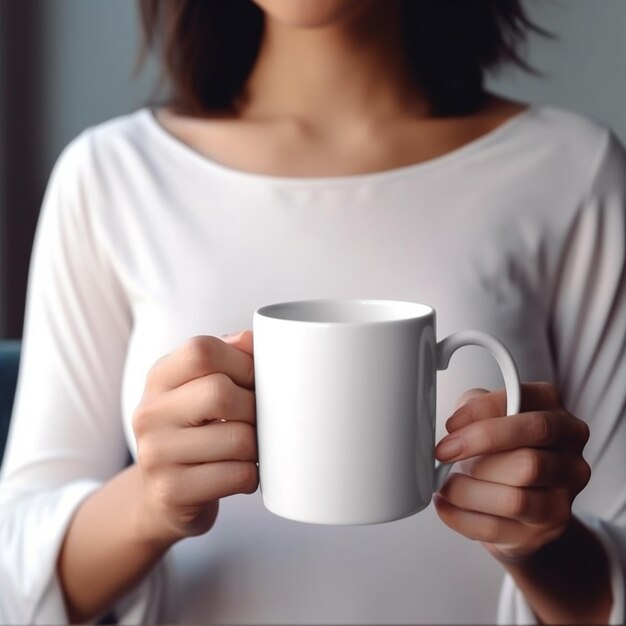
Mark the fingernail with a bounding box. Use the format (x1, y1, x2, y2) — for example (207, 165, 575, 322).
(446, 409, 472, 432)
(220, 331, 241, 342)
(436, 437, 463, 461)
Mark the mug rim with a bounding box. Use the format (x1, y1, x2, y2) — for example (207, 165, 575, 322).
(254, 298, 434, 326)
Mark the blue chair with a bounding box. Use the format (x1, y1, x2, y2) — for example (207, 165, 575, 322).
(0, 341, 21, 463)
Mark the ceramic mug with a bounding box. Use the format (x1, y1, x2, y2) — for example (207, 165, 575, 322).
(253, 299, 521, 525)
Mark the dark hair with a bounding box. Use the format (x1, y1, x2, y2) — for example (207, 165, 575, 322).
(139, 0, 545, 117)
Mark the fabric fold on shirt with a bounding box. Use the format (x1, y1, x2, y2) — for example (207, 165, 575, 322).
(0, 481, 99, 624)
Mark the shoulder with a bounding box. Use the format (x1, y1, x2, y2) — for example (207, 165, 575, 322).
(46, 109, 162, 214)
(504, 105, 626, 203)
(39, 110, 158, 238)
(527, 106, 610, 143)
(522, 105, 624, 175)
(541, 106, 626, 199)
(83, 109, 155, 157)
(50, 109, 154, 183)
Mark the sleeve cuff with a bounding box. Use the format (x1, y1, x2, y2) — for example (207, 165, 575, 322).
(0, 479, 170, 625)
(0, 480, 101, 625)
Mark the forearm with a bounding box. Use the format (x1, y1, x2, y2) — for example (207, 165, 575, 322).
(57, 464, 175, 623)
(498, 516, 612, 625)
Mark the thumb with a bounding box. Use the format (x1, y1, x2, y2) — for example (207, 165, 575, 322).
(221, 329, 254, 356)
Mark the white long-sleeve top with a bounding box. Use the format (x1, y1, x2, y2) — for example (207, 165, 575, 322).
(1, 105, 625, 625)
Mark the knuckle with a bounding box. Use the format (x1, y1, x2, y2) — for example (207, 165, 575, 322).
(480, 420, 499, 449)
(246, 358, 255, 387)
(437, 479, 451, 500)
(479, 516, 501, 544)
(439, 472, 462, 500)
(243, 465, 260, 493)
(556, 500, 572, 526)
(528, 412, 552, 446)
(154, 473, 180, 508)
(577, 458, 592, 490)
(228, 423, 257, 460)
(230, 462, 259, 493)
(184, 335, 220, 372)
(137, 436, 161, 472)
(502, 487, 528, 518)
(132, 400, 158, 437)
(145, 354, 167, 387)
(578, 419, 591, 446)
(548, 493, 572, 526)
(207, 373, 235, 417)
(484, 394, 503, 418)
(456, 389, 486, 409)
(537, 382, 560, 406)
(517, 449, 541, 486)
(467, 394, 500, 419)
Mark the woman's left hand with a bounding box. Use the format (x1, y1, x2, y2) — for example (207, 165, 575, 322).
(433, 382, 591, 561)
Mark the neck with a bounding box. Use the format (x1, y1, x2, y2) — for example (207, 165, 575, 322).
(239, 2, 429, 125)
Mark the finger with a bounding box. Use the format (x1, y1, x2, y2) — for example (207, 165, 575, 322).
(436, 410, 589, 462)
(453, 388, 489, 412)
(446, 382, 563, 433)
(434, 494, 569, 560)
(222, 329, 254, 356)
(438, 473, 571, 525)
(448, 388, 497, 431)
(134, 373, 257, 432)
(433, 493, 528, 546)
(460, 448, 592, 490)
(141, 421, 258, 466)
(158, 461, 259, 507)
(145, 334, 255, 394)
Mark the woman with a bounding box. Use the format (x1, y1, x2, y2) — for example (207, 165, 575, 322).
(0, 0, 624, 623)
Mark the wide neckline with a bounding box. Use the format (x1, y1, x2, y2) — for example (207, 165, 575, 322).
(141, 104, 539, 188)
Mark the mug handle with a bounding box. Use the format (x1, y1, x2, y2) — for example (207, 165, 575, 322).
(434, 330, 522, 492)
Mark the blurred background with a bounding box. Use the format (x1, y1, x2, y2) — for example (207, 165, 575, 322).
(1, 0, 626, 339)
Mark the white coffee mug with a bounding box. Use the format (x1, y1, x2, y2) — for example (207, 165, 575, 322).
(253, 299, 521, 525)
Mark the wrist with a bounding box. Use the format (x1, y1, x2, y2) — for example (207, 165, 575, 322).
(128, 465, 220, 548)
(491, 516, 601, 572)
(126, 465, 181, 551)
(490, 515, 613, 625)
(485, 519, 572, 567)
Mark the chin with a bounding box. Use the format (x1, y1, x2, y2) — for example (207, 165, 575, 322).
(251, 0, 373, 29)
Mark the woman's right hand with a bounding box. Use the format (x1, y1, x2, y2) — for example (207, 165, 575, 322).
(132, 330, 258, 545)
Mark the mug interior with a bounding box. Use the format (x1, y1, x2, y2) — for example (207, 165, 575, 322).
(255, 299, 433, 324)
